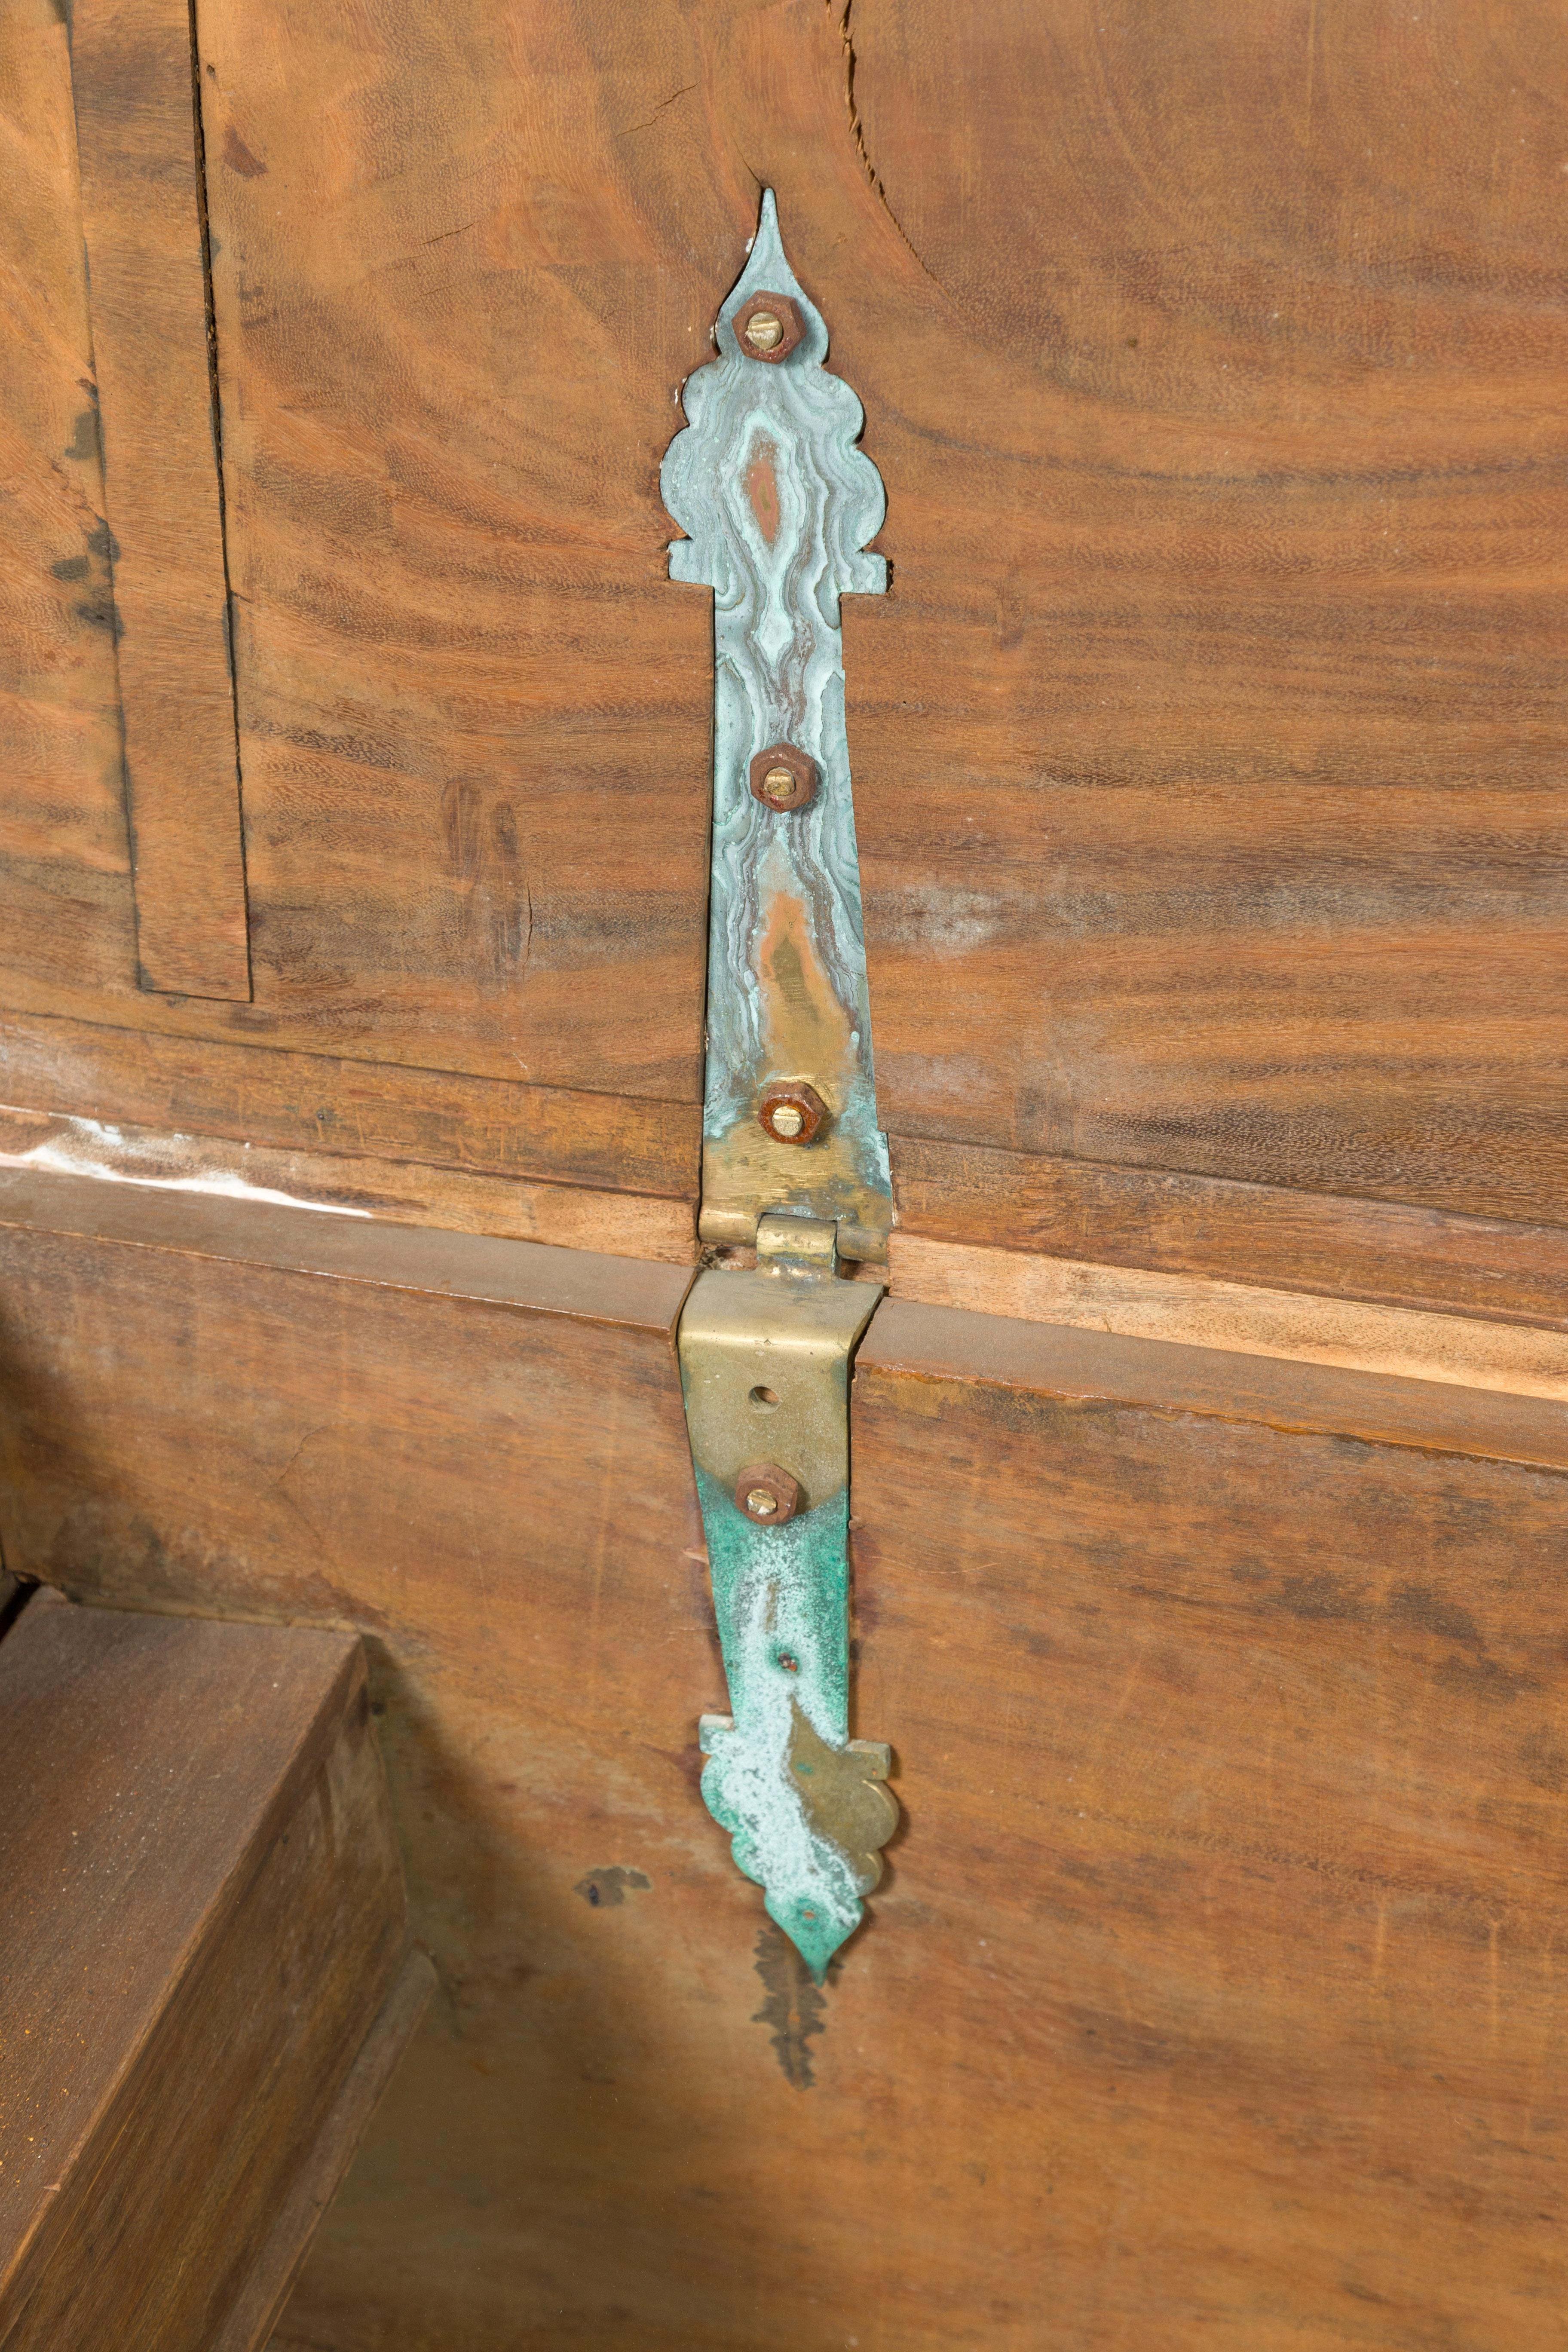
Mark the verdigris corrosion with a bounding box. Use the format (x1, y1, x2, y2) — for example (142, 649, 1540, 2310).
(663, 194, 896, 1978)
(661, 188, 891, 1263)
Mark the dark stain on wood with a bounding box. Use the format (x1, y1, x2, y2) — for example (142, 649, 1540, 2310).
(0, 0, 134, 1002)
(440, 779, 532, 984)
(574, 1866, 651, 1909)
(221, 121, 266, 177)
(750, 1921, 830, 2089)
(62, 406, 99, 462)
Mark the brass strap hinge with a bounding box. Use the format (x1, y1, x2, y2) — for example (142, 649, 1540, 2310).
(662, 195, 897, 1975)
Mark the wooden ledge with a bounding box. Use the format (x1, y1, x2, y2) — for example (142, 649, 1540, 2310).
(886, 1231, 1568, 1402)
(0, 1592, 425, 2350)
(0, 1167, 693, 1338)
(860, 1297, 1568, 1477)
(5, 1164, 1568, 1467)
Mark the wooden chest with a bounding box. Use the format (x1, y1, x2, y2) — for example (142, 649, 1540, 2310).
(2, 2, 1567, 2342)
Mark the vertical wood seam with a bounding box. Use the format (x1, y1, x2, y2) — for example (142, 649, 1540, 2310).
(185, 0, 253, 995)
(70, 0, 253, 1002)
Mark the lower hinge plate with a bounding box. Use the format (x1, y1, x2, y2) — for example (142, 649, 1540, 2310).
(677, 1215, 895, 1977)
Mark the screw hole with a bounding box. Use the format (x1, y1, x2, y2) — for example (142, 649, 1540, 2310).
(749, 1385, 779, 1409)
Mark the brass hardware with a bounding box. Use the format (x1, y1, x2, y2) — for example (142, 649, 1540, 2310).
(665, 193, 895, 1977)
(736, 1463, 801, 1525)
(758, 1081, 827, 1146)
(749, 742, 818, 812)
(787, 1705, 897, 1885)
(677, 1214, 892, 1977)
(680, 1219, 875, 1512)
(755, 1210, 839, 1271)
(665, 190, 891, 1265)
(734, 291, 805, 362)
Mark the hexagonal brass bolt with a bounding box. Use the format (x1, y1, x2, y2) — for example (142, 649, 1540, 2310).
(749, 742, 818, 814)
(757, 1081, 827, 1146)
(734, 292, 805, 364)
(736, 1463, 802, 1526)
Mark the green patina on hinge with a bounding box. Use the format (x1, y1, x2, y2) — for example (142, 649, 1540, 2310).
(679, 1217, 894, 1977)
(664, 196, 897, 1976)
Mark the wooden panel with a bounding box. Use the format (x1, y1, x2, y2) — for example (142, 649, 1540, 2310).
(1, 1172, 1565, 2347)
(17, 1001, 1568, 1321)
(841, 0, 1568, 1220)
(0, 0, 136, 998)
(0, 1592, 418, 2349)
(191, 0, 717, 1093)
(892, 1134, 1568, 1329)
(0, 1167, 693, 1328)
(887, 1231, 1568, 1403)
(22, 1093, 1559, 1383)
(861, 1295, 1568, 1476)
(215, 1948, 436, 2352)
(71, 0, 250, 999)
(6, 0, 1559, 1234)
(0, 1008, 701, 1200)
(848, 1302, 1568, 2346)
(0, 1105, 698, 1263)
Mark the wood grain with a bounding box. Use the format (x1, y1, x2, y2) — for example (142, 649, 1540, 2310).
(15, 995, 1568, 1316)
(3, 1171, 1566, 2347)
(0, 0, 136, 1001)
(850, 1302, 1568, 2347)
(0, 1592, 412, 2349)
(28, 1093, 1562, 1371)
(0, 1007, 701, 1200)
(5, 0, 1562, 1240)
(190, 0, 718, 1095)
(70, 0, 250, 999)
(0, 1105, 698, 1264)
(0, 1167, 693, 1330)
(839, 0, 1568, 1222)
(886, 1233, 1568, 1400)
(214, 1948, 436, 2352)
(891, 1133, 1568, 1330)
(862, 1294, 1568, 1479)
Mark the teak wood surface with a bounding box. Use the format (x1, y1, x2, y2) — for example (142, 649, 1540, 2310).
(0, 0, 1565, 1289)
(0, 1590, 423, 2351)
(3, 3, 1568, 2345)
(2, 1176, 1565, 2350)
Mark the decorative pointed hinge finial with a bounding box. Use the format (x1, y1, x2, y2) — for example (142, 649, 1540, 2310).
(663, 195, 896, 1977)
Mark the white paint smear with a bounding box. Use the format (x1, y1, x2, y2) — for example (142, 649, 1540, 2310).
(0, 1118, 373, 1218)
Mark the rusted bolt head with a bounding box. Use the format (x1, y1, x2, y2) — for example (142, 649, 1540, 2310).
(758, 1081, 827, 1146)
(749, 742, 818, 813)
(736, 1463, 802, 1525)
(734, 292, 805, 364)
